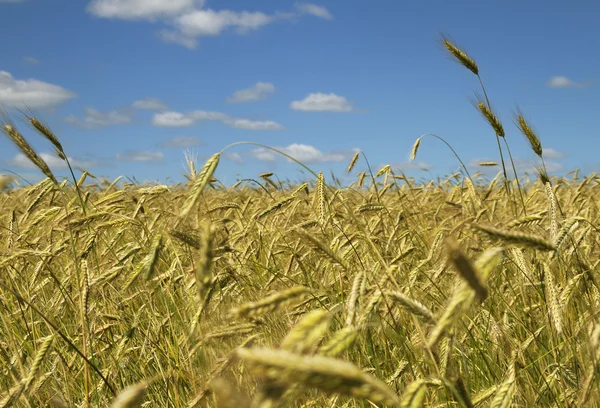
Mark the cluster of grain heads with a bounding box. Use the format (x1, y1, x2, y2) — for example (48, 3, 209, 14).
(235, 348, 402, 407)
(0, 335, 54, 408)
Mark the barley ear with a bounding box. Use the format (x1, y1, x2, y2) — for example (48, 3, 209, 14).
(347, 151, 360, 173)
(180, 152, 220, 219)
(410, 137, 422, 161)
(1, 123, 58, 185)
(440, 34, 479, 75)
(446, 239, 488, 302)
(110, 381, 148, 408)
(513, 108, 542, 157)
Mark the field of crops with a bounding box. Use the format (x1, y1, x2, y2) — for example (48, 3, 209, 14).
(1, 37, 599, 408)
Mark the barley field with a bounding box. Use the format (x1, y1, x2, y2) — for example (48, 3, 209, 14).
(1, 38, 599, 408)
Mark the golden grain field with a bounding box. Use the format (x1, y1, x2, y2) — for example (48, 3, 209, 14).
(1, 36, 599, 408)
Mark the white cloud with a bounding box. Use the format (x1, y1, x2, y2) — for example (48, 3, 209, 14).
(175, 9, 274, 37)
(152, 111, 195, 127)
(65, 107, 133, 129)
(546, 76, 593, 88)
(250, 144, 357, 163)
(225, 118, 284, 131)
(392, 161, 432, 171)
(87, 0, 197, 20)
(188, 110, 230, 121)
(160, 136, 203, 148)
(23, 56, 39, 64)
(116, 150, 164, 162)
(7, 152, 97, 170)
(226, 152, 243, 164)
(157, 29, 198, 49)
(0, 71, 75, 109)
(227, 82, 275, 103)
(152, 110, 229, 127)
(290, 93, 354, 112)
(543, 147, 566, 159)
(295, 3, 332, 20)
(0, 0, 26, 3)
(502, 158, 563, 174)
(132, 97, 168, 111)
(151, 109, 282, 130)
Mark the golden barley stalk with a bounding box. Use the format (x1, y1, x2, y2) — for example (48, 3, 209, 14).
(110, 381, 148, 408)
(258, 196, 295, 218)
(514, 109, 542, 157)
(23, 334, 54, 392)
(318, 326, 359, 357)
(471, 223, 556, 251)
(180, 152, 220, 219)
(410, 137, 422, 161)
(236, 347, 402, 407)
(316, 172, 326, 225)
(347, 151, 360, 173)
(346, 272, 364, 326)
(489, 363, 516, 408)
(544, 182, 558, 240)
(385, 290, 434, 323)
(543, 262, 563, 337)
(399, 379, 439, 408)
(125, 234, 163, 288)
(475, 100, 505, 137)
(0, 381, 25, 408)
(281, 309, 332, 354)
(196, 224, 215, 301)
(28, 116, 64, 153)
(231, 286, 311, 319)
(169, 229, 201, 249)
(428, 287, 472, 349)
(446, 239, 488, 302)
(440, 34, 479, 75)
(1, 124, 58, 185)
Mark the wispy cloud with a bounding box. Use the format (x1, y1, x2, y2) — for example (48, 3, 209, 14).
(132, 97, 168, 111)
(543, 147, 566, 159)
(65, 107, 133, 129)
(116, 150, 164, 162)
(160, 136, 203, 148)
(23, 56, 39, 65)
(224, 118, 284, 131)
(0, 0, 27, 3)
(152, 111, 196, 127)
(152, 109, 283, 130)
(0, 71, 75, 109)
(250, 144, 358, 163)
(7, 152, 97, 170)
(290, 92, 355, 112)
(226, 152, 243, 164)
(295, 3, 333, 20)
(175, 9, 274, 37)
(227, 82, 275, 103)
(87, 0, 196, 20)
(470, 157, 563, 174)
(546, 76, 594, 88)
(156, 29, 198, 49)
(87, 1, 332, 49)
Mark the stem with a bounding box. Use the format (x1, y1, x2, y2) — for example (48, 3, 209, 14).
(477, 74, 519, 216)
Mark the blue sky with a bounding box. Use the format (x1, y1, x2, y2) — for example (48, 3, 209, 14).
(0, 0, 598, 186)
